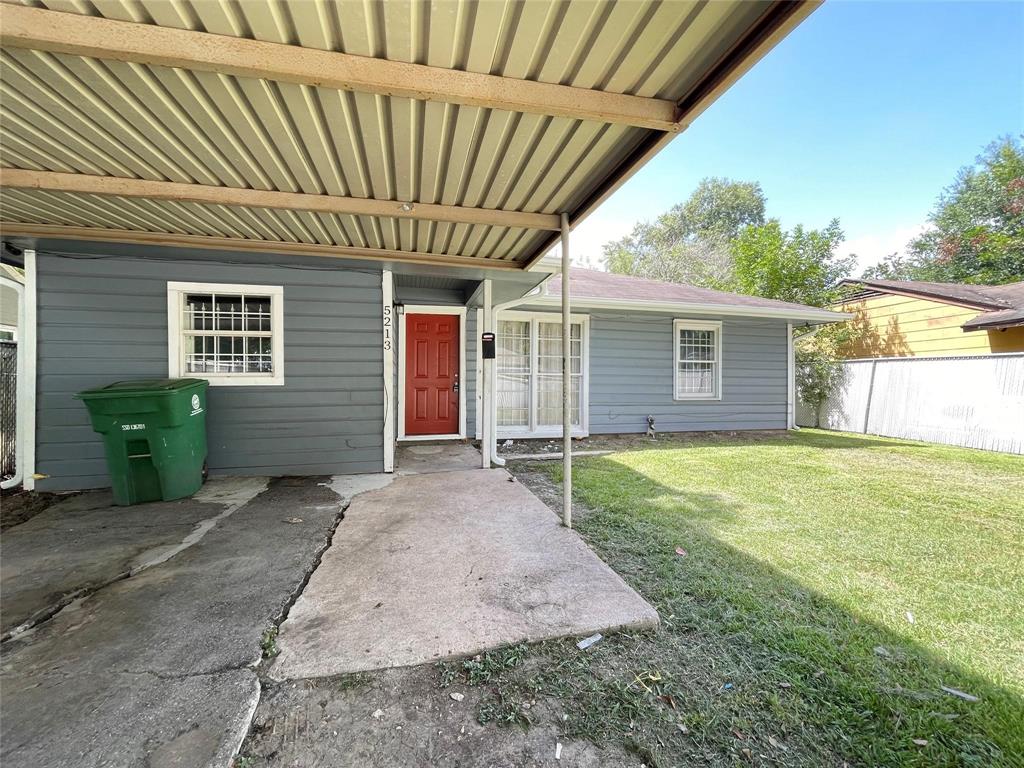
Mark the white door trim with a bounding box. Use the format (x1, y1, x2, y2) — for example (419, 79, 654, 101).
(397, 305, 467, 441)
(382, 271, 395, 471)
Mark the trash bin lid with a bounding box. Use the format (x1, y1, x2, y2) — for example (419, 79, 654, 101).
(76, 378, 208, 399)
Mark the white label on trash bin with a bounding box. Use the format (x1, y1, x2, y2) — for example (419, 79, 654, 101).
(190, 393, 204, 416)
(121, 423, 145, 431)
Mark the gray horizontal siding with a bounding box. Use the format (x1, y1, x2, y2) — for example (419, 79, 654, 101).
(36, 249, 384, 490)
(587, 311, 789, 434)
(466, 309, 479, 438)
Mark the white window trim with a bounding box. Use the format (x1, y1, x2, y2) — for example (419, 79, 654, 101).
(492, 310, 590, 439)
(167, 281, 284, 386)
(673, 318, 722, 401)
(397, 305, 467, 442)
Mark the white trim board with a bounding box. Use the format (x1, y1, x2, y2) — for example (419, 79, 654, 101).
(397, 304, 468, 441)
(527, 295, 850, 324)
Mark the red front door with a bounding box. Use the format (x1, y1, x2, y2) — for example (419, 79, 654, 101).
(405, 313, 460, 436)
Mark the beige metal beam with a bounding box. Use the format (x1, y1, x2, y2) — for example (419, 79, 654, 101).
(0, 4, 681, 133)
(0, 222, 525, 271)
(0, 168, 561, 231)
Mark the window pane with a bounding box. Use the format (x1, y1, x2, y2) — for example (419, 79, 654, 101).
(496, 320, 529, 427)
(677, 362, 715, 395)
(185, 335, 215, 372)
(215, 295, 244, 331)
(244, 296, 272, 331)
(185, 294, 214, 331)
(537, 374, 581, 426)
(679, 329, 715, 361)
(246, 336, 274, 373)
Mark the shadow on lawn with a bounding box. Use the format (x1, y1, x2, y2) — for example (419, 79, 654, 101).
(647, 429, 927, 452)
(508, 457, 1022, 768)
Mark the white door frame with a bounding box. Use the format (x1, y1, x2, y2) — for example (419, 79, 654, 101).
(397, 305, 467, 441)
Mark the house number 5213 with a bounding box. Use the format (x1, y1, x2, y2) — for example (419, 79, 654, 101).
(383, 304, 392, 351)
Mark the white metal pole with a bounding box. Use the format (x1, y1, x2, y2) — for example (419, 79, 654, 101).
(481, 278, 492, 469)
(560, 213, 571, 528)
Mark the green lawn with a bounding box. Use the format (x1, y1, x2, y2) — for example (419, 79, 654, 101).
(449, 430, 1024, 766)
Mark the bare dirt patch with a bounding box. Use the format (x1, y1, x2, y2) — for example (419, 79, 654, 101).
(240, 661, 637, 768)
(498, 430, 791, 459)
(0, 488, 73, 530)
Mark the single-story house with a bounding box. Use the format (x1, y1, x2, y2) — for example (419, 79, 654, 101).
(7, 246, 844, 491)
(0, 0, 833, 496)
(833, 278, 1024, 358)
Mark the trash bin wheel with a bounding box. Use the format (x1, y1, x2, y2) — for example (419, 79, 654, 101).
(202, 459, 209, 482)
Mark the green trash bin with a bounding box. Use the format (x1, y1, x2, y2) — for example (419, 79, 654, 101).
(76, 378, 209, 506)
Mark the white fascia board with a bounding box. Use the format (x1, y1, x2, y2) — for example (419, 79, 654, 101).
(527, 295, 852, 323)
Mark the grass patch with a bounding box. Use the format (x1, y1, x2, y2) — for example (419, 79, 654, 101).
(489, 430, 1023, 766)
(260, 627, 279, 659)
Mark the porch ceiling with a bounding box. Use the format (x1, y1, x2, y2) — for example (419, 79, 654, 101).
(0, 0, 818, 270)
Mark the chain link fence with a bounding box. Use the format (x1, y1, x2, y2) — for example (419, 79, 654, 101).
(1, 341, 16, 481)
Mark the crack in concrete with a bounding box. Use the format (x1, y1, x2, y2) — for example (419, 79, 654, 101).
(0, 478, 269, 645)
(232, 474, 393, 766)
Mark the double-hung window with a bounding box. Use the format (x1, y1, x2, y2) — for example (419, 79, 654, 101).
(495, 312, 588, 436)
(673, 319, 721, 400)
(167, 282, 284, 386)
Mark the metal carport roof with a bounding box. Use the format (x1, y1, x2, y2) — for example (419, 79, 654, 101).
(0, 0, 818, 271)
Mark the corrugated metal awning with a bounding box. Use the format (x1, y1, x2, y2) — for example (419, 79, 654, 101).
(0, 0, 818, 271)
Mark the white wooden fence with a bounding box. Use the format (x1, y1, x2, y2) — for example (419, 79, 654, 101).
(796, 353, 1024, 454)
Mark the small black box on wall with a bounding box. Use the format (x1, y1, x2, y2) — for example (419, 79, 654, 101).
(481, 332, 496, 359)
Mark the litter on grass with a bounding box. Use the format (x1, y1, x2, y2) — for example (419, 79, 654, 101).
(675, 547, 687, 557)
(577, 633, 603, 650)
(555, 742, 563, 760)
(449, 692, 465, 702)
(941, 685, 979, 702)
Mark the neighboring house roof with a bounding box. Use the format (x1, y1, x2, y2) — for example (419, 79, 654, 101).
(535, 268, 847, 323)
(839, 278, 1024, 331)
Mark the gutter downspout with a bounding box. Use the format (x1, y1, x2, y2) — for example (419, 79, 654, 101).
(786, 322, 796, 430)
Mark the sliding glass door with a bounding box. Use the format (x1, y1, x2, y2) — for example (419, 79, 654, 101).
(495, 313, 587, 436)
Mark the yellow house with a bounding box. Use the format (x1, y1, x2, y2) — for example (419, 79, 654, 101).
(832, 279, 1024, 358)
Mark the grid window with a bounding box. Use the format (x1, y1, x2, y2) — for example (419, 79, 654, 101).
(494, 315, 586, 434)
(168, 283, 283, 385)
(674, 321, 721, 399)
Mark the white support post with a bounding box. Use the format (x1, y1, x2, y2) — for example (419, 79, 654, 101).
(22, 248, 37, 491)
(382, 270, 395, 472)
(560, 213, 572, 529)
(786, 321, 795, 430)
(481, 278, 493, 469)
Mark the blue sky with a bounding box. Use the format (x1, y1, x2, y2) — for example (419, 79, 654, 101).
(570, 0, 1024, 273)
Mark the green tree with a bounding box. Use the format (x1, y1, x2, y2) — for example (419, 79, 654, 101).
(604, 177, 765, 287)
(731, 219, 855, 307)
(864, 136, 1024, 284)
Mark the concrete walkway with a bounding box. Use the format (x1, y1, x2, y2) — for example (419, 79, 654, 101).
(272, 468, 658, 679)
